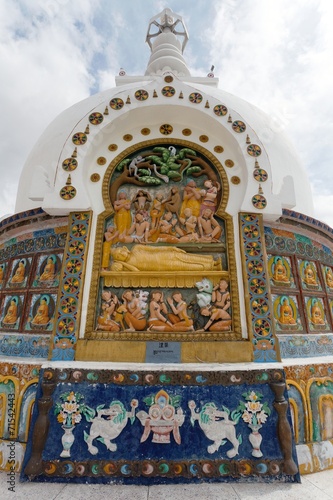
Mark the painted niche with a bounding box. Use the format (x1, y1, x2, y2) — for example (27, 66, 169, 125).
(90, 142, 238, 338)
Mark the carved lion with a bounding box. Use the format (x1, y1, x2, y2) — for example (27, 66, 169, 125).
(188, 400, 240, 457)
(84, 399, 138, 455)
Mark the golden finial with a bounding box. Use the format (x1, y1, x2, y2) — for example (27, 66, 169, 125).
(179, 91, 184, 99)
(153, 90, 158, 98)
(103, 106, 109, 115)
(205, 100, 210, 108)
(258, 184, 263, 195)
(228, 115, 232, 123)
(71, 148, 77, 158)
(246, 134, 251, 144)
(126, 95, 131, 104)
(255, 160, 260, 169)
(66, 175, 72, 185)
(85, 124, 90, 134)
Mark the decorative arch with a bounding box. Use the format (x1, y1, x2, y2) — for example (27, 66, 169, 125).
(319, 394, 333, 441)
(287, 379, 310, 443)
(84, 138, 242, 345)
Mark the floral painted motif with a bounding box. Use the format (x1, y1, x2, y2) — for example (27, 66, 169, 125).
(55, 391, 87, 426)
(237, 391, 271, 457)
(238, 391, 270, 426)
(55, 391, 94, 457)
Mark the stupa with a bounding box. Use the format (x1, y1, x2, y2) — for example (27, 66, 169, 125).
(0, 8, 332, 485)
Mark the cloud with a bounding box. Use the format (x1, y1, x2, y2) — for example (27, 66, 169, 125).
(207, 0, 333, 220)
(0, 0, 332, 228)
(0, 0, 103, 215)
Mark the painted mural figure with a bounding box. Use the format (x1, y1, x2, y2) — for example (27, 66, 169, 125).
(303, 262, 318, 287)
(310, 299, 325, 325)
(31, 296, 50, 325)
(195, 279, 232, 331)
(148, 291, 174, 331)
(198, 209, 222, 242)
(200, 179, 220, 214)
(97, 289, 120, 331)
(3, 297, 18, 324)
(102, 226, 119, 269)
(132, 190, 152, 214)
(84, 399, 138, 455)
(39, 256, 56, 282)
(156, 212, 179, 243)
(177, 208, 199, 242)
(180, 180, 201, 218)
(0, 264, 4, 285)
(212, 279, 231, 309)
(326, 268, 333, 289)
(162, 187, 181, 215)
(149, 193, 165, 230)
(113, 191, 132, 236)
(272, 257, 290, 284)
(278, 297, 296, 325)
(137, 390, 184, 444)
(11, 259, 26, 284)
(167, 291, 194, 331)
(118, 211, 150, 244)
(121, 290, 147, 331)
(188, 400, 240, 457)
(110, 245, 222, 272)
(199, 305, 232, 332)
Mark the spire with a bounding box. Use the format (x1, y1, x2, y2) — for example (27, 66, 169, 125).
(145, 8, 191, 77)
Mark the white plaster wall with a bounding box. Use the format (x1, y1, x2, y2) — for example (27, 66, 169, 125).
(16, 76, 313, 218)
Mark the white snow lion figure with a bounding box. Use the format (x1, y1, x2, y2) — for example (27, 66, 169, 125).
(84, 399, 138, 455)
(188, 400, 242, 457)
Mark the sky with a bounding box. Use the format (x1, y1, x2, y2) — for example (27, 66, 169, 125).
(0, 0, 333, 225)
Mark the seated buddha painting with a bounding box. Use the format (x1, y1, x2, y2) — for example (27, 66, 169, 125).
(306, 297, 329, 331)
(268, 255, 294, 288)
(33, 253, 62, 287)
(0, 263, 6, 289)
(323, 265, 333, 291)
(7, 258, 32, 289)
(273, 294, 302, 332)
(0, 294, 24, 330)
(299, 260, 321, 291)
(90, 142, 238, 338)
(25, 293, 57, 332)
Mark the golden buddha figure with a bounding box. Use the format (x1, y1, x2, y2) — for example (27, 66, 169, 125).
(3, 297, 18, 324)
(110, 244, 222, 272)
(11, 260, 26, 284)
(310, 299, 325, 325)
(278, 297, 296, 325)
(326, 267, 333, 289)
(39, 256, 56, 282)
(303, 262, 318, 287)
(31, 296, 50, 325)
(272, 257, 290, 285)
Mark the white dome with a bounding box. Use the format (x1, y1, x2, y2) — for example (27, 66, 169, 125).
(15, 78, 314, 219)
(15, 7, 313, 219)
